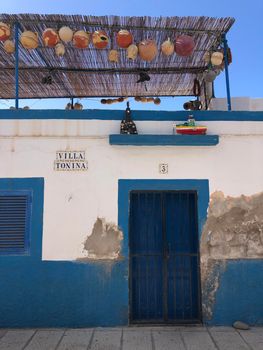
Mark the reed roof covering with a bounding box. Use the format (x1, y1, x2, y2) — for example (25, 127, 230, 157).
(0, 14, 234, 99)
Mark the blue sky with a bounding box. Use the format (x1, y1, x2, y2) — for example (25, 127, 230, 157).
(0, 0, 262, 110)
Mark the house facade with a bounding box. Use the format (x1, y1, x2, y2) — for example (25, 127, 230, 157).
(0, 104, 262, 327)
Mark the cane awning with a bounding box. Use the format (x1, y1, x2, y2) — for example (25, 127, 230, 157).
(0, 14, 234, 99)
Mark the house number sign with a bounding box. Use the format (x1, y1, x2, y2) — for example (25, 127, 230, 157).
(159, 163, 168, 174)
(54, 151, 88, 171)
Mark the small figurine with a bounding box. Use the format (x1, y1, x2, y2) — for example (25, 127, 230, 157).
(120, 102, 138, 135)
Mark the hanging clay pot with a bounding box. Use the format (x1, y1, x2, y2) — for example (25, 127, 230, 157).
(92, 30, 109, 49)
(3, 39, 15, 54)
(73, 30, 90, 49)
(175, 35, 195, 56)
(74, 102, 83, 110)
(211, 51, 224, 66)
(161, 38, 174, 56)
(138, 39, 158, 61)
(58, 26, 73, 42)
(108, 49, 119, 63)
(20, 31, 38, 49)
(127, 44, 138, 60)
(116, 29, 133, 48)
(42, 28, 59, 47)
(65, 102, 73, 110)
(0, 22, 11, 41)
(55, 43, 65, 57)
(154, 97, 161, 105)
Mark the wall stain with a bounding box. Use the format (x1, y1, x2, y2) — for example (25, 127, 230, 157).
(80, 217, 123, 260)
(201, 191, 263, 320)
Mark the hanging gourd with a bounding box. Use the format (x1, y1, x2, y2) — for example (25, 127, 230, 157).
(175, 35, 195, 56)
(116, 30, 133, 48)
(42, 28, 60, 47)
(0, 22, 11, 41)
(73, 30, 90, 49)
(20, 31, 38, 49)
(3, 39, 15, 54)
(92, 30, 109, 49)
(55, 43, 65, 57)
(58, 26, 73, 42)
(203, 51, 211, 63)
(211, 51, 224, 66)
(108, 49, 119, 63)
(127, 44, 138, 60)
(161, 38, 174, 56)
(138, 39, 158, 61)
(154, 97, 161, 105)
(74, 102, 83, 110)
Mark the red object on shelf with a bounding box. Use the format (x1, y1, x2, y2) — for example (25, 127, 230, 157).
(176, 127, 207, 135)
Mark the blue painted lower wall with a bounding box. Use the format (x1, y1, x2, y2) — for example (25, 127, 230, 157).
(0, 177, 128, 327)
(207, 259, 263, 326)
(0, 259, 128, 328)
(0, 178, 262, 327)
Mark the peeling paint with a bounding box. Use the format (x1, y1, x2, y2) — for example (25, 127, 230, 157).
(81, 218, 123, 260)
(201, 191, 263, 260)
(201, 191, 263, 320)
(201, 260, 226, 320)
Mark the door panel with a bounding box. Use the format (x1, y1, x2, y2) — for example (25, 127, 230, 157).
(165, 192, 200, 322)
(131, 255, 163, 321)
(130, 192, 163, 322)
(129, 191, 201, 324)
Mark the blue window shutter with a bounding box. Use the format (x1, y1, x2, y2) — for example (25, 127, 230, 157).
(0, 191, 32, 255)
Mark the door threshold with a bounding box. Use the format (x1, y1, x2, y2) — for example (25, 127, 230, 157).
(129, 321, 203, 327)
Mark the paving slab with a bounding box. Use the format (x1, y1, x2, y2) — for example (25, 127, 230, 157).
(25, 330, 64, 350)
(237, 329, 263, 350)
(179, 326, 207, 332)
(0, 327, 261, 350)
(0, 330, 7, 340)
(57, 329, 94, 350)
(208, 327, 236, 332)
(122, 329, 152, 350)
(209, 330, 250, 350)
(0, 329, 36, 350)
(90, 329, 122, 350)
(181, 330, 217, 350)
(152, 330, 185, 350)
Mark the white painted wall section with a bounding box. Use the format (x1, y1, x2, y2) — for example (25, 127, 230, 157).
(0, 119, 263, 261)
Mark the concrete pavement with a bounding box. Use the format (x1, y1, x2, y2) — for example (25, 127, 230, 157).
(0, 326, 262, 350)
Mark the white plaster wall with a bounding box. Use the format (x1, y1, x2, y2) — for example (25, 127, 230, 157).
(0, 120, 263, 261)
(209, 97, 263, 111)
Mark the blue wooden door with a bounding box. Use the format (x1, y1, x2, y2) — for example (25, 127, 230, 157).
(129, 191, 201, 324)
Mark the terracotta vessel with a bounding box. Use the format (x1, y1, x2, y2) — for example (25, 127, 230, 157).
(175, 35, 195, 56)
(92, 30, 109, 49)
(42, 28, 59, 47)
(73, 30, 90, 48)
(116, 30, 133, 48)
(138, 39, 158, 61)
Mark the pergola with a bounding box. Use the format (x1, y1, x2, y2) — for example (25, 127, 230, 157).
(0, 14, 234, 109)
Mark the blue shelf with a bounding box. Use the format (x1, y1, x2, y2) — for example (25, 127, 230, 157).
(109, 134, 219, 146)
